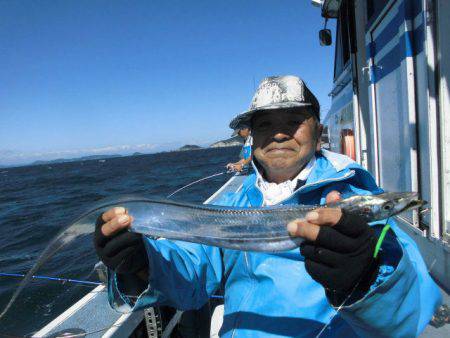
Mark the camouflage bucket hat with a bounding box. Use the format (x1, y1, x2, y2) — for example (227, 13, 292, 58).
(229, 75, 320, 129)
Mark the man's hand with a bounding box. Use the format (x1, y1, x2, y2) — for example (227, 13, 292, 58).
(226, 162, 243, 172)
(233, 163, 244, 172)
(226, 163, 235, 171)
(287, 191, 379, 305)
(94, 207, 149, 275)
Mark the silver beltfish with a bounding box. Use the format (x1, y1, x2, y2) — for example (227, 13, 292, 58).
(126, 191, 424, 251)
(0, 191, 424, 320)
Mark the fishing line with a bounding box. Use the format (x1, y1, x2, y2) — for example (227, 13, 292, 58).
(315, 217, 392, 338)
(0, 271, 223, 336)
(0, 272, 224, 296)
(0, 275, 108, 337)
(0, 272, 102, 287)
(166, 171, 232, 198)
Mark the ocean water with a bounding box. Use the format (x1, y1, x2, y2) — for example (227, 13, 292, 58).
(0, 146, 240, 336)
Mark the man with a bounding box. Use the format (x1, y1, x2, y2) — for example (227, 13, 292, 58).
(95, 75, 441, 337)
(227, 125, 252, 172)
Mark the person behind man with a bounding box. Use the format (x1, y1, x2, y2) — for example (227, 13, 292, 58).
(94, 75, 441, 337)
(227, 126, 252, 172)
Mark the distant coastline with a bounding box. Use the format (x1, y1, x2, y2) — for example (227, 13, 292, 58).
(210, 136, 243, 148)
(0, 136, 244, 168)
(30, 154, 123, 166)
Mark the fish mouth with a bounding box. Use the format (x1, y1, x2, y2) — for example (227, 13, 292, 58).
(403, 199, 427, 211)
(395, 192, 427, 213)
(377, 192, 427, 213)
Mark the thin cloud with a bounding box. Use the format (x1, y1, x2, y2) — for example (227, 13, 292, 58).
(0, 143, 171, 166)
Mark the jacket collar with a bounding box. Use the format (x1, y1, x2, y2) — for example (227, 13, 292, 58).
(243, 150, 379, 207)
(252, 156, 316, 206)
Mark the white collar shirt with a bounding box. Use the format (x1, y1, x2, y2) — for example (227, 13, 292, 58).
(254, 156, 316, 206)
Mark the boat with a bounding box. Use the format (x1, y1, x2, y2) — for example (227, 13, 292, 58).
(317, 0, 449, 335)
(35, 0, 450, 336)
(33, 174, 246, 337)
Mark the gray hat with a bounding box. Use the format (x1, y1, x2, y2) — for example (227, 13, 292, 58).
(229, 75, 320, 129)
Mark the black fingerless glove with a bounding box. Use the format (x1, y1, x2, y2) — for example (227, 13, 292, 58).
(94, 215, 149, 275)
(300, 211, 380, 306)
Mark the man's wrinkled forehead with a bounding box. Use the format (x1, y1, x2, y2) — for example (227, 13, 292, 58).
(251, 108, 316, 127)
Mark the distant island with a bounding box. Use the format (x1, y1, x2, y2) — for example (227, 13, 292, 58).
(177, 137, 243, 152)
(210, 136, 244, 148)
(31, 154, 122, 166)
(178, 145, 203, 151)
(3, 136, 246, 168)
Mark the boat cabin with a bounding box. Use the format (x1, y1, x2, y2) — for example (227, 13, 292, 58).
(317, 0, 450, 293)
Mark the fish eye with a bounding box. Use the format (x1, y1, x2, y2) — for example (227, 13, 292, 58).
(382, 202, 394, 211)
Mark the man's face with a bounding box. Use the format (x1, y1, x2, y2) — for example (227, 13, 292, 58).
(252, 109, 322, 180)
(238, 128, 250, 138)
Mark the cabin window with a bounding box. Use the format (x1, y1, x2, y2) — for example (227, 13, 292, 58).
(340, 129, 356, 160)
(333, 3, 350, 79)
(326, 102, 355, 157)
(321, 126, 330, 150)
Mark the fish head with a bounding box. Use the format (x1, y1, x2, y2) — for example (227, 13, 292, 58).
(334, 192, 426, 221)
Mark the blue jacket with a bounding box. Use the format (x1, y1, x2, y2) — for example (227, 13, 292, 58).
(108, 150, 441, 337)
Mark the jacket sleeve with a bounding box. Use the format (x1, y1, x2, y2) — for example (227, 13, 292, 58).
(108, 238, 223, 312)
(107, 199, 233, 312)
(106, 186, 251, 312)
(321, 182, 442, 337)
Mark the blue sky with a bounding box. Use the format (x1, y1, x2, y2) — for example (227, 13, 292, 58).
(0, 0, 335, 166)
